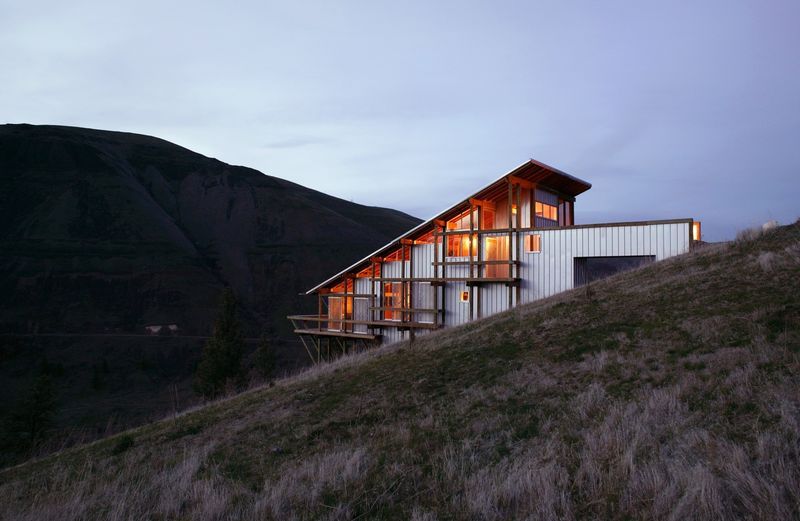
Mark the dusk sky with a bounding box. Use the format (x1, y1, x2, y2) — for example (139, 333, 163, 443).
(2, 0, 798, 240)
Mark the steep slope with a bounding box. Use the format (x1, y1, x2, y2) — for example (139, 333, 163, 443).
(0, 124, 419, 336)
(1, 223, 799, 520)
(0, 123, 420, 461)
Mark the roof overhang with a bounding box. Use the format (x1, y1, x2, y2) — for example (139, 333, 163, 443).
(305, 159, 590, 294)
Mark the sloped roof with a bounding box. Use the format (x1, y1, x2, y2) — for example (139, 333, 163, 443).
(305, 159, 591, 294)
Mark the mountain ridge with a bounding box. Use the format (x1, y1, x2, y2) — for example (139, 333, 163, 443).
(0, 123, 421, 457)
(0, 123, 420, 336)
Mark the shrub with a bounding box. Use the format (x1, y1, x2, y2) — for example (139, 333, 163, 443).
(112, 434, 135, 455)
(255, 335, 276, 380)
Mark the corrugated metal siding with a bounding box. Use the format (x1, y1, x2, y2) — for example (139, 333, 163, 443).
(412, 282, 435, 323)
(367, 221, 689, 346)
(353, 278, 371, 333)
(518, 222, 690, 305)
(534, 216, 559, 228)
(413, 244, 434, 278)
(535, 188, 559, 206)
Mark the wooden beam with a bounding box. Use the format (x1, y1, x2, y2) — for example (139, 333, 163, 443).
(370, 306, 437, 313)
(294, 329, 379, 340)
(469, 197, 496, 210)
(507, 174, 535, 189)
(430, 259, 519, 266)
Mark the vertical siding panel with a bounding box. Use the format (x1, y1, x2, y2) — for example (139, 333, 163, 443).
(374, 222, 693, 348)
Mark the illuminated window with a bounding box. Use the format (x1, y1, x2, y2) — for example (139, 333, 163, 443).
(382, 282, 409, 320)
(460, 290, 470, 302)
(384, 247, 408, 262)
(447, 208, 477, 230)
(525, 234, 542, 253)
(692, 222, 702, 241)
(482, 208, 495, 229)
(511, 204, 518, 215)
(447, 233, 477, 257)
(447, 207, 494, 230)
(446, 205, 496, 256)
(331, 280, 353, 294)
(414, 230, 434, 244)
(535, 201, 558, 222)
(356, 265, 373, 278)
(383, 282, 400, 321)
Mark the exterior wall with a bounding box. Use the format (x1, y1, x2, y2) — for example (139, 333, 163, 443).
(518, 222, 691, 305)
(320, 220, 691, 348)
(353, 278, 371, 334)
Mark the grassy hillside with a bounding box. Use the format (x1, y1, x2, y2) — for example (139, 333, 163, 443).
(1, 222, 799, 520)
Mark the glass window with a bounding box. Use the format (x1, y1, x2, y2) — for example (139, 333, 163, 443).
(447, 233, 477, 257)
(692, 222, 702, 241)
(535, 201, 558, 222)
(383, 283, 399, 320)
(525, 234, 542, 253)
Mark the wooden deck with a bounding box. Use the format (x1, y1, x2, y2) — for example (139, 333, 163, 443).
(293, 328, 379, 340)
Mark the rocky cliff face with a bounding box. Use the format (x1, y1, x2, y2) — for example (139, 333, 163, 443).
(0, 124, 420, 337)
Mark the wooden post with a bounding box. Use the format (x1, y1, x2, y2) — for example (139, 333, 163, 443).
(477, 205, 483, 319)
(400, 243, 406, 339)
(433, 225, 439, 328)
(440, 221, 447, 328)
(343, 278, 348, 333)
(379, 260, 384, 322)
(468, 205, 474, 322)
(408, 240, 415, 343)
(516, 183, 522, 305)
(318, 293, 322, 332)
(507, 179, 513, 309)
(370, 261, 376, 330)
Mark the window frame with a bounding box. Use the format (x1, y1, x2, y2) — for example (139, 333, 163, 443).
(525, 234, 542, 254)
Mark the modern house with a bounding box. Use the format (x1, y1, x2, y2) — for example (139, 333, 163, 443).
(289, 159, 701, 362)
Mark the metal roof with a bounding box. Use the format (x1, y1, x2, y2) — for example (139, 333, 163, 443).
(305, 159, 591, 294)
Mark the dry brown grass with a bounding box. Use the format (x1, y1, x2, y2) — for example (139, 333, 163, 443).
(1, 223, 799, 520)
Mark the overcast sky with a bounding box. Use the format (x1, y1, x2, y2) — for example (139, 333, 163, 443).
(2, 0, 798, 240)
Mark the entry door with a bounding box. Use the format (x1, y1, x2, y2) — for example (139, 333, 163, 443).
(484, 236, 510, 278)
(328, 297, 343, 331)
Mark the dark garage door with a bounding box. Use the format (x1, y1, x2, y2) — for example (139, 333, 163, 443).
(574, 256, 656, 287)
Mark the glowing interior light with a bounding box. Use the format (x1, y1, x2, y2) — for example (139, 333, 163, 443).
(692, 222, 702, 241)
(511, 204, 518, 215)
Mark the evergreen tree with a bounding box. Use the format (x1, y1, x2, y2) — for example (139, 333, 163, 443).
(11, 373, 56, 450)
(255, 334, 276, 380)
(193, 288, 245, 398)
